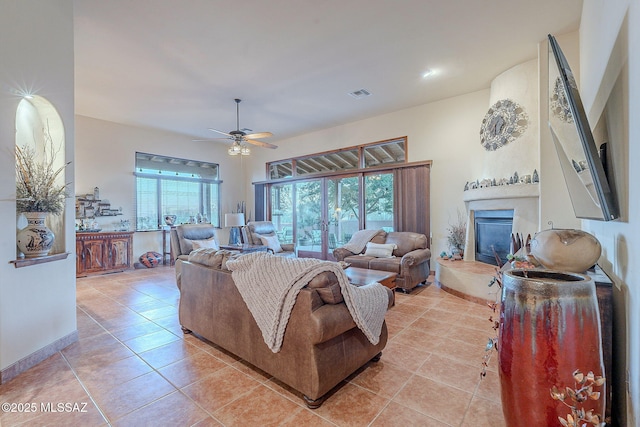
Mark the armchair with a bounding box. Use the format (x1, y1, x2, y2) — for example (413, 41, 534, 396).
(242, 221, 296, 257)
(170, 223, 219, 264)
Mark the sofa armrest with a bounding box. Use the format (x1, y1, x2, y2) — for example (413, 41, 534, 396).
(309, 304, 357, 344)
(400, 248, 432, 268)
(333, 247, 356, 261)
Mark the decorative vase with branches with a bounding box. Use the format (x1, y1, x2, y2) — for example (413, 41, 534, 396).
(15, 126, 70, 257)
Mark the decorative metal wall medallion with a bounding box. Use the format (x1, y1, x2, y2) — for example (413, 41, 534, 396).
(480, 99, 529, 151)
(550, 77, 574, 123)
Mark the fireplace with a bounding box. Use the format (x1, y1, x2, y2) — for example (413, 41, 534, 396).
(474, 209, 514, 266)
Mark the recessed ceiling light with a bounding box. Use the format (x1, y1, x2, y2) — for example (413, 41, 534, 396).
(348, 89, 372, 99)
(422, 69, 434, 79)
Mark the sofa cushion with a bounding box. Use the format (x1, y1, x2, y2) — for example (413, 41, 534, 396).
(188, 248, 225, 268)
(368, 257, 401, 274)
(221, 251, 241, 271)
(306, 271, 343, 304)
(343, 255, 375, 269)
(364, 242, 397, 258)
(385, 232, 428, 257)
(369, 230, 388, 246)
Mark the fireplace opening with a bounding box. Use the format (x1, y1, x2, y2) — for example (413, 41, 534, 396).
(474, 209, 514, 266)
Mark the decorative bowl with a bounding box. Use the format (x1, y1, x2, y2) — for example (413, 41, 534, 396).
(164, 215, 177, 226)
(529, 228, 601, 273)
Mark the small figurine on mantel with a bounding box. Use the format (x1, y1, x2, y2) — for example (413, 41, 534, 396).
(533, 169, 539, 183)
(93, 187, 100, 200)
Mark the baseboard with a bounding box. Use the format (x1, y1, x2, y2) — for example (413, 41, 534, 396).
(0, 330, 78, 384)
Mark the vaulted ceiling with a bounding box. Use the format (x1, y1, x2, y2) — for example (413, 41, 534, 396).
(74, 0, 583, 144)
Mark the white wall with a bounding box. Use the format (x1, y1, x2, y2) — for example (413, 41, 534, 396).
(580, 1, 638, 424)
(75, 115, 245, 255)
(0, 1, 76, 374)
(244, 89, 490, 255)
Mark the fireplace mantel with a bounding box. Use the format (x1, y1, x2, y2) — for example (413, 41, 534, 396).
(463, 183, 539, 202)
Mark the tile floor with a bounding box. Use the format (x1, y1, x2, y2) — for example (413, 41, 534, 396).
(0, 266, 505, 426)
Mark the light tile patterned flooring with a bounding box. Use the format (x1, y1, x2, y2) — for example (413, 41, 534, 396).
(0, 266, 505, 426)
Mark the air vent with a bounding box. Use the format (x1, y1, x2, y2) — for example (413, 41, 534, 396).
(348, 89, 372, 99)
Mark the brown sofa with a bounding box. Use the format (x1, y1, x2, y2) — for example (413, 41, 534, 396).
(176, 253, 393, 408)
(333, 230, 431, 292)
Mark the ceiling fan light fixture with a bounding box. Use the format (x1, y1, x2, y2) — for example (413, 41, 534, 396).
(228, 144, 241, 156)
(240, 146, 251, 156)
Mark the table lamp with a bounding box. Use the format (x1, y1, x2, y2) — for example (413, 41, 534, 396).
(225, 213, 245, 245)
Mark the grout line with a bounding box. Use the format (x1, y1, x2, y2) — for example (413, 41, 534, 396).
(58, 350, 112, 426)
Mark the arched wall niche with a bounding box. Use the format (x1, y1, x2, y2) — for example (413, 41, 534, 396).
(15, 95, 66, 255)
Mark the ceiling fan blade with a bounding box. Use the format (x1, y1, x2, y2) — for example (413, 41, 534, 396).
(208, 128, 232, 137)
(245, 138, 278, 149)
(244, 131, 273, 139)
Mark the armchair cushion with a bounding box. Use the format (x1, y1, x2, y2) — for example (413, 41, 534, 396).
(189, 237, 219, 251)
(257, 234, 283, 253)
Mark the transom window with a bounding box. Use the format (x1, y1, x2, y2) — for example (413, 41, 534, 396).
(268, 137, 406, 180)
(134, 152, 221, 230)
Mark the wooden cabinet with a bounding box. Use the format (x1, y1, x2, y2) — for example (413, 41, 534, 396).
(76, 232, 133, 277)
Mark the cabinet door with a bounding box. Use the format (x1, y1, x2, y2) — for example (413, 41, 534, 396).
(108, 237, 131, 270)
(76, 239, 85, 274)
(82, 240, 106, 273)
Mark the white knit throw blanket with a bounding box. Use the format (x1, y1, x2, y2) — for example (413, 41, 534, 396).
(341, 229, 382, 254)
(226, 252, 389, 353)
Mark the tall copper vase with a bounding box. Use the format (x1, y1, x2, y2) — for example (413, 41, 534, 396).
(498, 269, 605, 426)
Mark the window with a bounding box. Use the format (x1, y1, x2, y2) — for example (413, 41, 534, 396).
(135, 152, 221, 230)
(266, 137, 406, 179)
(364, 172, 394, 231)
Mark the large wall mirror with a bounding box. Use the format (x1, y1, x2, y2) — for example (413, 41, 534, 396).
(547, 35, 619, 221)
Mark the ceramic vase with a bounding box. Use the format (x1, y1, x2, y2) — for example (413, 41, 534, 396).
(17, 212, 55, 258)
(498, 269, 605, 426)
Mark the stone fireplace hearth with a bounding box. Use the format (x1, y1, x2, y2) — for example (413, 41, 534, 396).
(434, 183, 540, 303)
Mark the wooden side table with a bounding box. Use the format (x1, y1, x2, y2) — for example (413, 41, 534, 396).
(162, 226, 175, 265)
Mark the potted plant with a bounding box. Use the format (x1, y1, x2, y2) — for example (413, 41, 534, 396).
(15, 133, 70, 258)
(446, 209, 467, 257)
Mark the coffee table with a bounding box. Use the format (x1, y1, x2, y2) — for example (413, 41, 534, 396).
(344, 267, 397, 291)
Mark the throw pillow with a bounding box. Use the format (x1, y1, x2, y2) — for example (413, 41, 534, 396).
(257, 234, 283, 253)
(190, 237, 219, 251)
(363, 242, 397, 258)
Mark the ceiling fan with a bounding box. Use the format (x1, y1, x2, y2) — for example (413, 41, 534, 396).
(197, 98, 277, 155)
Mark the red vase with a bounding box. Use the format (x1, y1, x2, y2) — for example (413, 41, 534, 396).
(498, 269, 605, 426)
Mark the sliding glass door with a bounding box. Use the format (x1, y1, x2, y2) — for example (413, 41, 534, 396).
(295, 180, 323, 258)
(327, 175, 359, 259)
(268, 171, 395, 260)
